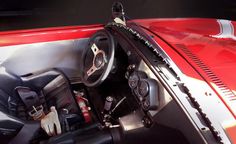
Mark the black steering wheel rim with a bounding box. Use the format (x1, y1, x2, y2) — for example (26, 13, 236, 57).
(81, 29, 115, 87)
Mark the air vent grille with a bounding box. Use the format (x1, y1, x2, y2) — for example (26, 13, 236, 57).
(176, 44, 236, 115)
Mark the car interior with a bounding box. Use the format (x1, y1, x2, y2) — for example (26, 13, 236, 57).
(0, 22, 210, 144)
(0, 2, 211, 142)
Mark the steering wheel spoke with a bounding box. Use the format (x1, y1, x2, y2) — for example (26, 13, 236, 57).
(87, 65, 98, 78)
(91, 43, 100, 55)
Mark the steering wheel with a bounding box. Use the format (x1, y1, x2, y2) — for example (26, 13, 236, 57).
(81, 30, 115, 87)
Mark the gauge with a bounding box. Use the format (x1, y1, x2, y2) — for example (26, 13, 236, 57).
(138, 80, 149, 97)
(128, 72, 139, 89)
(128, 71, 148, 89)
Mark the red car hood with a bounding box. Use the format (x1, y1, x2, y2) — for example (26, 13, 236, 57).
(135, 18, 236, 118)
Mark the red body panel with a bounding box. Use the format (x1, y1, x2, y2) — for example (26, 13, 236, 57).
(0, 24, 103, 47)
(134, 18, 236, 115)
(134, 18, 236, 142)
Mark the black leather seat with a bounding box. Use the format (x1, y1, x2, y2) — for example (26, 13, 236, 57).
(0, 67, 80, 144)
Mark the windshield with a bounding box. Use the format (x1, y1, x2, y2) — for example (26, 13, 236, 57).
(1, 0, 236, 31)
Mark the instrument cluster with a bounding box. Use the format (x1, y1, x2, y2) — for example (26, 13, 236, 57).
(128, 70, 159, 111)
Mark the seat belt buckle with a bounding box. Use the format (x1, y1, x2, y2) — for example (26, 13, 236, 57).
(28, 105, 45, 120)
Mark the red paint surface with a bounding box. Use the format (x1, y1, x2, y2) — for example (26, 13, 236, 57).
(134, 18, 236, 141)
(0, 24, 103, 47)
(225, 125, 236, 144)
(134, 18, 236, 113)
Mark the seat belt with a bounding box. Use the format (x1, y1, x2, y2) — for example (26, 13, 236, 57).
(16, 87, 45, 120)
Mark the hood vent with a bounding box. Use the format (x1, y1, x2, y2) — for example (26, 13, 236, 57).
(176, 44, 236, 117)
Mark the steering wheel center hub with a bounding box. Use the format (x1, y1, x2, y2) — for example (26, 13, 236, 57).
(94, 52, 105, 68)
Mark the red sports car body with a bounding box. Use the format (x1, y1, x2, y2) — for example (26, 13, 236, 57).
(0, 15, 235, 144)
